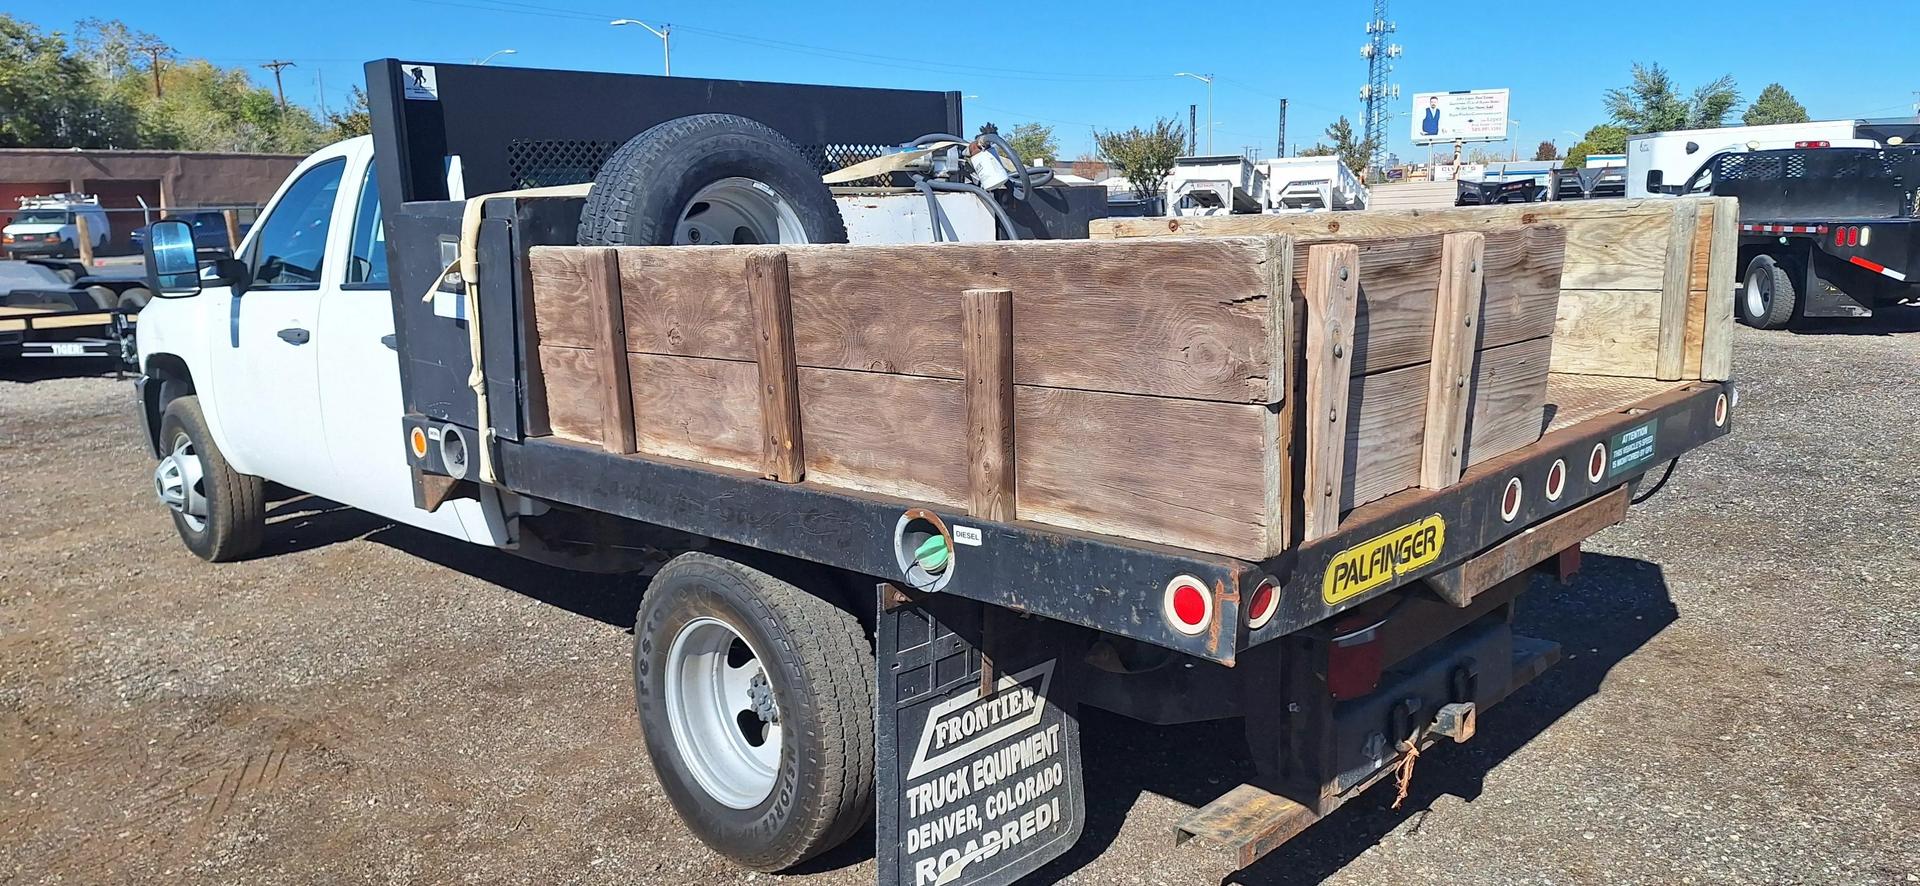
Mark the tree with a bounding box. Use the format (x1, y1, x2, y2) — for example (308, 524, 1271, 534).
(1005, 122, 1058, 165)
(328, 86, 371, 139)
(1320, 116, 1374, 177)
(1604, 62, 1739, 132)
(1743, 83, 1809, 126)
(1533, 140, 1558, 161)
(1563, 124, 1629, 169)
(1094, 117, 1186, 203)
(0, 15, 139, 148)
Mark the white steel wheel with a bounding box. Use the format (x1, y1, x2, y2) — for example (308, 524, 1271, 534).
(664, 616, 783, 809)
(1744, 262, 1773, 321)
(154, 433, 210, 532)
(675, 177, 806, 246)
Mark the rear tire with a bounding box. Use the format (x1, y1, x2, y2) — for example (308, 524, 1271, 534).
(1739, 254, 1797, 329)
(633, 551, 873, 871)
(118, 288, 152, 311)
(156, 396, 265, 562)
(578, 114, 846, 247)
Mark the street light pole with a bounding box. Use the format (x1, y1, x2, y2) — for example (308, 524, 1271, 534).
(477, 48, 518, 65)
(611, 19, 671, 76)
(1176, 72, 1214, 154)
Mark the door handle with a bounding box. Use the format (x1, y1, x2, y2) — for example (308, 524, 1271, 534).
(380, 334, 397, 351)
(277, 327, 311, 345)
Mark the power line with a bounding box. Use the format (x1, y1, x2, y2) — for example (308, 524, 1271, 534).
(132, 40, 171, 98)
(261, 60, 297, 110)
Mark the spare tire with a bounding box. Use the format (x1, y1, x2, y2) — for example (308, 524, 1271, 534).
(579, 114, 846, 247)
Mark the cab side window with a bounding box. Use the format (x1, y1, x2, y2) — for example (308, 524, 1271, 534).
(247, 158, 345, 289)
(345, 163, 388, 288)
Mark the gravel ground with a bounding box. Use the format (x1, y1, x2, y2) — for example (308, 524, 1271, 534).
(2, 313, 1917, 885)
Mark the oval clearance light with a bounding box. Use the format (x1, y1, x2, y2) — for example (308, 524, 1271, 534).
(409, 427, 429, 460)
(1587, 442, 1609, 483)
(1714, 392, 1729, 427)
(1245, 578, 1280, 631)
(1545, 458, 1567, 502)
(1500, 477, 1524, 522)
(1860, 226, 1871, 247)
(1163, 575, 1213, 636)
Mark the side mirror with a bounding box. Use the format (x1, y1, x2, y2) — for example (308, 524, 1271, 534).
(143, 220, 202, 297)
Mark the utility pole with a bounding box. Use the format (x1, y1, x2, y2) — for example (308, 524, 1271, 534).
(1177, 73, 1215, 154)
(262, 60, 296, 111)
(1277, 98, 1288, 158)
(1188, 104, 1197, 155)
(133, 40, 170, 98)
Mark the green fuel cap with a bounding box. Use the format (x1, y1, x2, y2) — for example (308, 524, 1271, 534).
(913, 534, 951, 574)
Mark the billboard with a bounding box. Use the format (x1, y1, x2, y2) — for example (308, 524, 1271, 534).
(1411, 89, 1510, 145)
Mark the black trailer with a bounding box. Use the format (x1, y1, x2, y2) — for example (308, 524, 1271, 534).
(1681, 146, 1920, 328)
(142, 59, 1732, 885)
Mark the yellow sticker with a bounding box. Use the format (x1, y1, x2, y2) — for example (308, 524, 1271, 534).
(1322, 514, 1446, 605)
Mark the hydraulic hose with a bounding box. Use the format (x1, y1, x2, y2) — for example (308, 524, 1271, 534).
(906, 131, 1055, 240)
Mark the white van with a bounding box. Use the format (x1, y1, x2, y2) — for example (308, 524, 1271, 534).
(2, 194, 111, 259)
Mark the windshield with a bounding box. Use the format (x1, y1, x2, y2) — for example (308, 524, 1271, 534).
(14, 209, 70, 225)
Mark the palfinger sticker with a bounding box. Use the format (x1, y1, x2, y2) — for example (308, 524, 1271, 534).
(1322, 514, 1446, 605)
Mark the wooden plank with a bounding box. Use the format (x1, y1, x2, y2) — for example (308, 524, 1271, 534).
(1095, 198, 1678, 291)
(1014, 386, 1275, 560)
(583, 247, 636, 454)
(1302, 244, 1360, 540)
(629, 354, 764, 473)
(747, 249, 804, 482)
(799, 368, 970, 509)
(1286, 227, 1563, 377)
(1420, 232, 1486, 489)
(1549, 290, 1661, 377)
(75, 214, 93, 266)
(784, 238, 1282, 402)
(620, 248, 756, 359)
(1682, 202, 1716, 378)
(1425, 487, 1629, 607)
(962, 288, 1017, 521)
(222, 209, 241, 253)
(527, 246, 597, 349)
(1344, 336, 1553, 509)
(535, 345, 602, 445)
(1654, 201, 1699, 380)
(1700, 197, 1738, 381)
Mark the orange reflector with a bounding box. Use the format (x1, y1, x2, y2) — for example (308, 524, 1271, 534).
(409, 427, 429, 459)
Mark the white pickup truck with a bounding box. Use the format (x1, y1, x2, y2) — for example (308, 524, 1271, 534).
(136, 136, 511, 560)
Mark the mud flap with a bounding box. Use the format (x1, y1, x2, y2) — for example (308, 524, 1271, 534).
(876, 589, 1085, 886)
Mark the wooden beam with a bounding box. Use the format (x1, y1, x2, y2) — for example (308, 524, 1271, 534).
(962, 288, 1017, 521)
(1654, 200, 1699, 381)
(222, 209, 241, 253)
(1420, 232, 1486, 489)
(74, 213, 94, 266)
(583, 246, 635, 454)
(1700, 197, 1738, 381)
(748, 249, 805, 482)
(1302, 243, 1360, 540)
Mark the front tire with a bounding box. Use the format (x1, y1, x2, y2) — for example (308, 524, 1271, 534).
(633, 552, 873, 871)
(1740, 254, 1798, 329)
(155, 396, 265, 561)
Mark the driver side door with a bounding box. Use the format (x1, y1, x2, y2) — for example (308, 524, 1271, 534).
(205, 154, 349, 498)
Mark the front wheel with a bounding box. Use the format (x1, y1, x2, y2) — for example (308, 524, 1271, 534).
(1739, 254, 1798, 329)
(633, 552, 874, 871)
(155, 396, 265, 561)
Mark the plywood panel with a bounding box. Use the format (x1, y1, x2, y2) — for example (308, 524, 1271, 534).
(619, 248, 756, 360)
(798, 368, 969, 509)
(628, 354, 763, 473)
(1345, 336, 1553, 511)
(1097, 198, 1681, 291)
(1286, 226, 1564, 376)
(528, 246, 596, 349)
(784, 238, 1281, 402)
(1015, 386, 1277, 560)
(1550, 290, 1661, 377)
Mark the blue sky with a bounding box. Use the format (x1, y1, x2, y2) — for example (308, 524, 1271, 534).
(22, 0, 1920, 161)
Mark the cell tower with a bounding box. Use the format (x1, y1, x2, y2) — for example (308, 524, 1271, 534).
(1358, 0, 1401, 177)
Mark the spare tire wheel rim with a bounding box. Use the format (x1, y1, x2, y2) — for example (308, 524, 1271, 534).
(1745, 264, 1770, 318)
(154, 433, 209, 531)
(664, 616, 783, 809)
(675, 177, 806, 245)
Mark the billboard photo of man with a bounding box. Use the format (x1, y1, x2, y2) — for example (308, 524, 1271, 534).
(1421, 96, 1441, 137)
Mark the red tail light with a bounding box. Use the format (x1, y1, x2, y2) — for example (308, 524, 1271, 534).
(1835, 227, 1847, 247)
(1162, 575, 1213, 636)
(1245, 578, 1279, 630)
(1794, 140, 1830, 148)
(1845, 227, 1859, 247)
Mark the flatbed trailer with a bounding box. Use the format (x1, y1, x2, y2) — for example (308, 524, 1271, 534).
(133, 60, 1735, 885)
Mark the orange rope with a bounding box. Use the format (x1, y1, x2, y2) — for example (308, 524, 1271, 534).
(1391, 739, 1421, 810)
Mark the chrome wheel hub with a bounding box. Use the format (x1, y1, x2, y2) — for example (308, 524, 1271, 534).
(154, 435, 209, 531)
(675, 178, 805, 246)
(663, 616, 783, 809)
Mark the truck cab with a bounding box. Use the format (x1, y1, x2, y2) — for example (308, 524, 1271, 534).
(135, 136, 508, 551)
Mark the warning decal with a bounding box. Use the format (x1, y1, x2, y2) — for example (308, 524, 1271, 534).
(878, 596, 1084, 886)
(1609, 418, 1659, 477)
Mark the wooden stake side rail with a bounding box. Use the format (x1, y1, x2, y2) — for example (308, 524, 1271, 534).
(1091, 196, 1738, 384)
(525, 232, 1566, 560)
